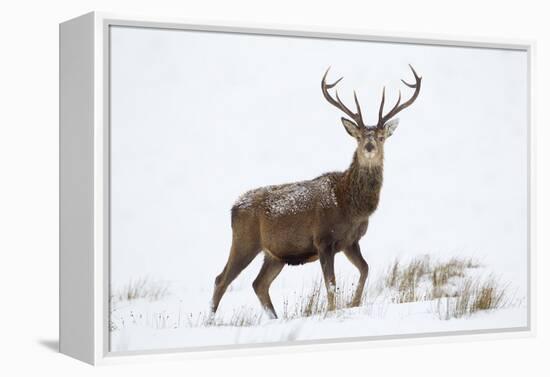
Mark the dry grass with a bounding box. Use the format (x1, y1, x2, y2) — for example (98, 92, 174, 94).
(384, 256, 431, 303)
(184, 307, 264, 328)
(193, 279, 367, 328)
(202, 255, 506, 326)
(431, 257, 479, 299)
(436, 277, 509, 320)
(112, 277, 170, 303)
(281, 278, 371, 320)
(378, 255, 483, 303)
(217, 307, 264, 327)
(111, 256, 512, 331)
(282, 279, 326, 319)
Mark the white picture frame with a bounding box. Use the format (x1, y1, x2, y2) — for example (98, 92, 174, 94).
(59, 11, 536, 365)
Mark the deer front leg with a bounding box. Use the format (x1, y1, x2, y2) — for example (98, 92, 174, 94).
(343, 242, 369, 307)
(318, 243, 336, 312)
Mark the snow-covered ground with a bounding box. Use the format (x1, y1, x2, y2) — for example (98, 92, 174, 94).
(110, 257, 527, 352)
(108, 27, 529, 353)
(111, 302, 525, 353)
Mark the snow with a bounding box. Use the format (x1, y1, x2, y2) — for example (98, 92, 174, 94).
(110, 280, 527, 353)
(114, 309, 526, 352)
(233, 174, 338, 217)
(108, 26, 529, 353)
(109, 259, 527, 352)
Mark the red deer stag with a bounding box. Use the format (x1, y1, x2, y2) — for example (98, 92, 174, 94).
(211, 65, 422, 319)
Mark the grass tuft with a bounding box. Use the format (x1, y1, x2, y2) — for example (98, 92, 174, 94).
(112, 277, 170, 303)
(281, 278, 373, 320)
(282, 279, 326, 319)
(436, 277, 509, 319)
(379, 255, 483, 303)
(185, 308, 264, 328)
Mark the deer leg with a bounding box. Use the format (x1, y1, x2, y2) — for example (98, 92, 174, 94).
(343, 242, 369, 307)
(252, 255, 284, 319)
(211, 243, 260, 314)
(318, 243, 337, 311)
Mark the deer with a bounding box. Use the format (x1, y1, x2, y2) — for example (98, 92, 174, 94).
(211, 65, 422, 319)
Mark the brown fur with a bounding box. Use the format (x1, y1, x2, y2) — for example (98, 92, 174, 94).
(211, 141, 384, 317)
(211, 66, 421, 318)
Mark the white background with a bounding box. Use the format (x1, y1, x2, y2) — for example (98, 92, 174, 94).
(109, 26, 528, 351)
(0, 0, 548, 375)
(110, 25, 527, 305)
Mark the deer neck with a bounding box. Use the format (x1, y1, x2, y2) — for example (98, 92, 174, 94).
(339, 151, 383, 217)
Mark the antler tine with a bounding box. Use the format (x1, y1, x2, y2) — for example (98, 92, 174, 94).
(321, 67, 365, 128)
(396, 90, 402, 107)
(401, 79, 416, 88)
(378, 86, 386, 123)
(335, 91, 360, 123)
(401, 64, 420, 87)
(383, 90, 402, 121)
(378, 64, 422, 127)
(409, 64, 420, 79)
(353, 91, 363, 124)
(322, 67, 343, 89)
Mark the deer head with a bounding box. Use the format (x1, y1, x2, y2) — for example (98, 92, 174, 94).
(322, 65, 422, 166)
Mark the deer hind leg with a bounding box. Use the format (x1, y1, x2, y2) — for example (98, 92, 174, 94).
(343, 242, 369, 307)
(211, 242, 260, 314)
(252, 255, 284, 319)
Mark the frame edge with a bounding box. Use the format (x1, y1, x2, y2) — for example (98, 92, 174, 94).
(59, 11, 96, 365)
(81, 11, 536, 364)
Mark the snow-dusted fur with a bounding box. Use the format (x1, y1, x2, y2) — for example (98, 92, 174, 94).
(212, 127, 389, 319)
(212, 66, 421, 319)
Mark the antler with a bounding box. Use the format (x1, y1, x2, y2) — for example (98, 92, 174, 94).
(377, 64, 422, 127)
(321, 67, 365, 128)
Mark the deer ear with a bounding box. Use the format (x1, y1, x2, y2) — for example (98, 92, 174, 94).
(384, 118, 399, 138)
(341, 118, 361, 139)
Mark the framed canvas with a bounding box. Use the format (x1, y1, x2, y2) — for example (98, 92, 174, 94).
(59, 12, 535, 365)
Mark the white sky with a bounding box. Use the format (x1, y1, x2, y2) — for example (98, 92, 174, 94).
(110, 26, 528, 296)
